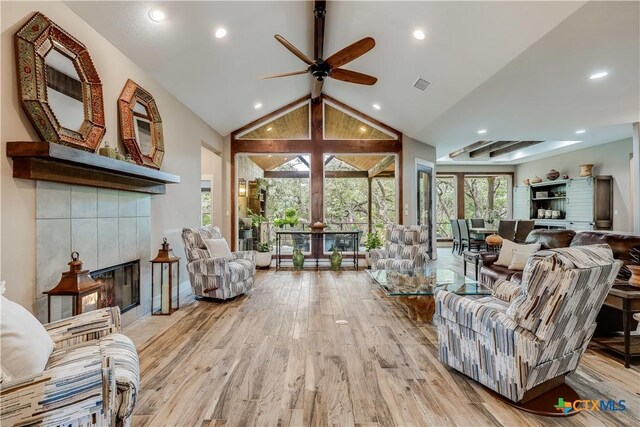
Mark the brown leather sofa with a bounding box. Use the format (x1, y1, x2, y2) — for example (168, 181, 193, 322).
(479, 230, 640, 287)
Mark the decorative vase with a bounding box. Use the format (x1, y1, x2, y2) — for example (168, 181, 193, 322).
(485, 234, 503, 248)
(523, 178, 530, 186)
(531, 176, 542, 184)
(546, 169, 560, 181)
(628, 265, 640, 287)
(580, 164, 594, 177)
(330, 247, 342, 271)
(255, 251, 272, 269)
(292, 248, 304, 270)
(98, 141, 117, 159)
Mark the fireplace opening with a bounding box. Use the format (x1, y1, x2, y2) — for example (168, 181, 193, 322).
(91, 260, 140, 314)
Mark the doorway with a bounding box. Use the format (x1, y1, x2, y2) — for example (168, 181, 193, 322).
(201, 146, 223, 227)
(417, 164, 433, 258)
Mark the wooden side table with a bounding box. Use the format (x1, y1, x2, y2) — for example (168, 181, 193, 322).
(462, 251, 482, 280)
(591, 283, 640, 368)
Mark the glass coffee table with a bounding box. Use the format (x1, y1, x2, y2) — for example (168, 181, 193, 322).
(366, 266, 491, 322)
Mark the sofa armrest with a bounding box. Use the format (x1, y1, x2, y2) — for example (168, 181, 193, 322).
(435, 290, 514, 335)
(479, 252, 499, 266)
(0, 352, 115, 427)
(234, 250, 256, 262)
(45, 307, 121, 349)
(187, 257, 229, 277)
(368, 248, 389, 265)
(492, 279, 522, 303)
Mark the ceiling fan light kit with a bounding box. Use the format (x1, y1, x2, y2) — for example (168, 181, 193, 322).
(261, 1, 378, 99)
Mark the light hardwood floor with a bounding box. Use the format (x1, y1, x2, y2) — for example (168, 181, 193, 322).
(126, 249, 640, 426)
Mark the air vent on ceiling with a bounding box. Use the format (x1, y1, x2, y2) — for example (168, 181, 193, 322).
(413, 77, 431, 91)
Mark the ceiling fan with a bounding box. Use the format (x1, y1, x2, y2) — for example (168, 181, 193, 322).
(260, 0, 377, 99)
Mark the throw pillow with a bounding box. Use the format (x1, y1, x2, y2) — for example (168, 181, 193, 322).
(204, 238, 233, 260)
(0, 282, 55, 382)
(508, 250, 531, 270)
(494, 239, 541, 267)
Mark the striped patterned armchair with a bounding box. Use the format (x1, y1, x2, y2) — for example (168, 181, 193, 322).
(181, 225, 255, 300)
(0, 307, 139, 427)
(369, 225, 430, 270)
(436, 245, 621, 403)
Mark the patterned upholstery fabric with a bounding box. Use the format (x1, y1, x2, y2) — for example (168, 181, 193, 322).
(0, 307, 139, 427)
(369, 225, 430, 270)
(182, 225, 256, 299)
(435, 245, 622, 402)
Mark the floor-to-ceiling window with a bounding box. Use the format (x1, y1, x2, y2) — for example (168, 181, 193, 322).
(323, 154, 397, 252)
(436, 175, 456, 239)
(463, 175, 510, 221)
(436, 173, 512, 240)
(231, 95, 403, 257)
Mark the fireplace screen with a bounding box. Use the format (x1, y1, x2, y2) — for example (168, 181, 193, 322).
(91, 260, 140, 313)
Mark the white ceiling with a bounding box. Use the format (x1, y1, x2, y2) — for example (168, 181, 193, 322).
(65, 1, 639, 164)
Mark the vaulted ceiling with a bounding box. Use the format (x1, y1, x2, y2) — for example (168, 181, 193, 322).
(66, 1, 639, 164)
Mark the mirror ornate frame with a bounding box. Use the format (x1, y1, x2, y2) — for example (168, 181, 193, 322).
(15, 12, 105, 151)
(118, 79, 164, 169)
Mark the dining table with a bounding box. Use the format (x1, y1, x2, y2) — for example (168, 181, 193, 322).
(469, 226, 498, 239)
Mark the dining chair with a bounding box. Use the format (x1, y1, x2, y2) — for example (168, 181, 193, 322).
(450, 219, 462, 254)
(470, 218, 485, 228)
(457, 219, 485, 254)
(514, 220, 535, 243)
(497, 220, 517, 241)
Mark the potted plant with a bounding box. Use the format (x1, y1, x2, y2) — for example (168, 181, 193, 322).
(247, 209, 266, 229)
(363, 230, 383, 268)
(255, 241, 273, 269)
(284, 208, 300, 228)
(273, 217, 285, 228)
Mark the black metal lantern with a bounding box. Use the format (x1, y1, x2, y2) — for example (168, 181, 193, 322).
(44, 252, 106, 322)
(151, 238, 180, 315)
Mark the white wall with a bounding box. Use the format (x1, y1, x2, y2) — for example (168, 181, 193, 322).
(402, 136, 437, 226)
(515, 138, 633, 232)
(437, 164, 516, 174)
(1, 1, 225, 313)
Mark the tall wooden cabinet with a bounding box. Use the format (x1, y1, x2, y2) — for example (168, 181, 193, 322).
(513, 175, 613, 230)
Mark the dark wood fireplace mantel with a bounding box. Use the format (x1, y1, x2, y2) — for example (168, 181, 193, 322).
(7, 141, 180, 194)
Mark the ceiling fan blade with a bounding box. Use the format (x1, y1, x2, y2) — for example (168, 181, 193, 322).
(313, 1, 327, 59)
(260, 70, 309, 79)
(329, 68, 377, 85)
(325, 37, 375, 69)
(274, 35, 313, 65)
(311, 79, 324, 99)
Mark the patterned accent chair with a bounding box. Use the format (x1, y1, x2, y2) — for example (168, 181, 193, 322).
(182, 225, 255, 299)
(435, 245, 621, 403)
(369, 225, 430, 270)
(0, 307, 139, 427)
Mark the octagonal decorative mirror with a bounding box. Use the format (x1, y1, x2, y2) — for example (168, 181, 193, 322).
(15, 12, 105, 151)
(118, 79, 164, 169)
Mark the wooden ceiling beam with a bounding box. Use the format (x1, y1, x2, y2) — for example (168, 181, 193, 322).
(489, 140, 544, 158)
(469, 141, 519, 158)
(449, 140, 494, 158)
(264, 170, 370, 179)
(368, 155, 395, 177)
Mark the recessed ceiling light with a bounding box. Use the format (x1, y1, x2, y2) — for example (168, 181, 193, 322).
(359, 127, 367, 133)
(413, 30, 426, 40)
(148, 8, 166, 22)
(266, 127, 273, 131)
(477, 129, 487, 134)
(575, 129, 586, 134)
(589, 71, 608, 80)
(254, 103, 262, 109)
(214, 28, 227, 39)
(372, 103, 381, 110)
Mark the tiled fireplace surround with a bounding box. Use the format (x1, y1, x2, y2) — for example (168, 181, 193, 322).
(36, 181, 152, 325)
